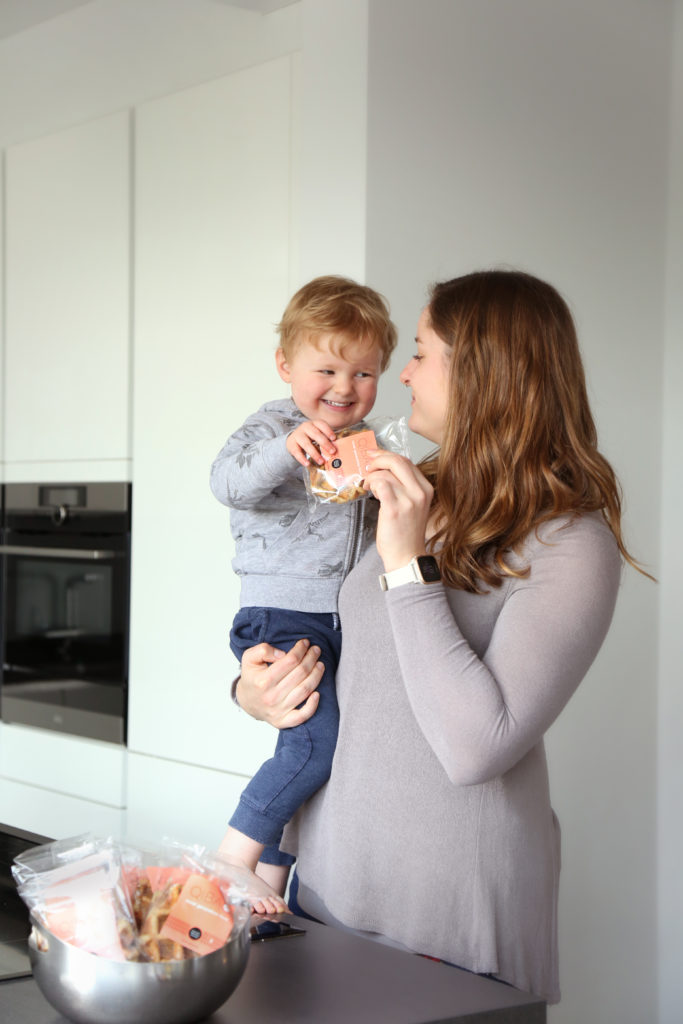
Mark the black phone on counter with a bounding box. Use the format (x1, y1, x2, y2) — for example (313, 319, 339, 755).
(250, 920, 306, 942)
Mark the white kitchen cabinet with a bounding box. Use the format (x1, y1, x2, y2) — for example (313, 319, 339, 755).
(0, 723, 126, 808)
(4, 110, 131, 475)
(124, 753, 248, 852)
(0, 777, 126, 842)
(0, 155, 4, 478)
(129, 55, 296, 775)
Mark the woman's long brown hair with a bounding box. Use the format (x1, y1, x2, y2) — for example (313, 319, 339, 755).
(421, 270, 649, 592)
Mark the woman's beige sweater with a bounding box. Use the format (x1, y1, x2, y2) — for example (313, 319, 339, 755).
(283, 512, 622, 1003)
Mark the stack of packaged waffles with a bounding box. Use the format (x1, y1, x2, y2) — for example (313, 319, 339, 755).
(12, 835, 250, 962)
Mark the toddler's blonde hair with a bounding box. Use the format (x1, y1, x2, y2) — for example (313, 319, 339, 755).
(277, 275, 397, 371)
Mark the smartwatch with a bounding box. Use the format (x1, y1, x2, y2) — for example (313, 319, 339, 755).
(378, 555, 441, 591)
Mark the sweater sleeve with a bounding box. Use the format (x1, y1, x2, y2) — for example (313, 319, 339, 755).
(383, 515, 622, 785)
(209, 406, 302, 509)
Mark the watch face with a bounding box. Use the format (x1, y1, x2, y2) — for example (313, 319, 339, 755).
(417, 555, 441, 583)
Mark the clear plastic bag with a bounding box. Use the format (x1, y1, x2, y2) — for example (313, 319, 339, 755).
(305, 416, 410, 506)
(12, 834, 140, 961)
(124, 838, 195, 962)
(12, 834, 251, 963)
(133, 839, 249, 961)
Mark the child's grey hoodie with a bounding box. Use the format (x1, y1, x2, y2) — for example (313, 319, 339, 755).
(210, 397, 378, 614)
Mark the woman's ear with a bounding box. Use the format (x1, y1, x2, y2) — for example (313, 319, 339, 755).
(275, 347, 292, 383)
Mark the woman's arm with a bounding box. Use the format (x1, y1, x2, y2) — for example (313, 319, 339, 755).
(384, 517, 621, 784)
(364, 450, 622, 785)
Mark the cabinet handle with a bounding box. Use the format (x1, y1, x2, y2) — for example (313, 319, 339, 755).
(0, 544, 120, 560)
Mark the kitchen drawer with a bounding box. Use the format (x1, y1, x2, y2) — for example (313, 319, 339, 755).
(0, 723, 126, 807)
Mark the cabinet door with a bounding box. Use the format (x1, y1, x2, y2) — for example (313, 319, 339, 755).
(5, 111, 130, 466)
(0, 156, 4, 475)
(130, 55, 295, 774)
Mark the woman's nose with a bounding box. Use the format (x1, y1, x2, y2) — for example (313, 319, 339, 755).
(400, 360, 413, 385)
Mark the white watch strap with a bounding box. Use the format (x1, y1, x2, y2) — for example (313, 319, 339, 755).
(378, 561, 418, 591)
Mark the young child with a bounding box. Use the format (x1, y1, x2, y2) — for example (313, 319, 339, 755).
(210, 276, 397, 910)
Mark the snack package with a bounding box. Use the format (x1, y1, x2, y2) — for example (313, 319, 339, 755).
(305, 416, 410, 506)
(133, 840, 250, 962)
(12, 834, 140, 961)
(117, 840, 193, 962)
(13, 834, 251, 963)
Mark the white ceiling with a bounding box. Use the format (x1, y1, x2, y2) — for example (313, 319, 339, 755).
(0, 0, 296, 41)
(0, 0, 91, 40)
(212, 0, 297, 12)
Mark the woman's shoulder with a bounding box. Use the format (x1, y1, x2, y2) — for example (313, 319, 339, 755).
(512, 511, 622, 585)
(535, 509, 617, 545)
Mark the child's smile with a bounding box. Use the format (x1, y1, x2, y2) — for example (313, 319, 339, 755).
(276, 333, 382, 430)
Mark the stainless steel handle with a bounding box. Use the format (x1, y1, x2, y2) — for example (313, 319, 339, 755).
(52, 504, 69, 526)
(0, 544, 119, 560)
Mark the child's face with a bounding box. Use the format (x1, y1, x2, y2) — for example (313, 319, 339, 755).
(276, 334, 382, 429)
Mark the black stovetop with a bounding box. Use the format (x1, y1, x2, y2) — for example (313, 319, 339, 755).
(0, 824, 51, 981)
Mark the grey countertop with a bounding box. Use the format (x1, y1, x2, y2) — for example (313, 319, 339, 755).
(0, 912, 546, 1024)
(0, 823, 545, 1023)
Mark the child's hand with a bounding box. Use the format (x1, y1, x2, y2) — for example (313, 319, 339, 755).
(286, 420, 337, 467)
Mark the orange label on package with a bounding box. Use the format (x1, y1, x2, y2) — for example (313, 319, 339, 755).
(146, 865, 190, 892)
(160, 873, 234, 956)
(324, 429, 376, 487)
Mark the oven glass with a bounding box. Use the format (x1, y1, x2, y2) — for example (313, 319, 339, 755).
(1, 484, 131, 745)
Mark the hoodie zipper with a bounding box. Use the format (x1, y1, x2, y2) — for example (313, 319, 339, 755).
(342, 498, 366, 581)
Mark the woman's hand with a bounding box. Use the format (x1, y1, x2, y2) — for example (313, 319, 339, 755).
(364, 450, 434, 571)
(235, 638, 324, 728)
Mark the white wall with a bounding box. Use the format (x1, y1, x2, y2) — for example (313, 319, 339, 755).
(365, 2, 669, 1022)
(658, 3, 683, 1021)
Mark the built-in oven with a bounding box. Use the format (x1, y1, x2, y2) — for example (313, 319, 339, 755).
(0, 483, 131, 745)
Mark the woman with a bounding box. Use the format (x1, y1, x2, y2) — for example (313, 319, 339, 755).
(232, 269, 645, 1003)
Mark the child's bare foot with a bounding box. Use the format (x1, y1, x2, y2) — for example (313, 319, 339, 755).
(256, 861, 290, 898)
(226, 860, 290, 915)
(216, 827, 289, 914)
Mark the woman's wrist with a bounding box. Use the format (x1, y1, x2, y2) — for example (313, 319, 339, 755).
(378, 553, 441, 591)
(379, 548, 428, 573)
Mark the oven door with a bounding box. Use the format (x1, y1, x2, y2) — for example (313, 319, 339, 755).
(0, 531, 129, 744)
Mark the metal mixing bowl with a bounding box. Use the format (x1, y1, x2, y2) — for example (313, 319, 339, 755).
(28, 906, 251, 1024)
